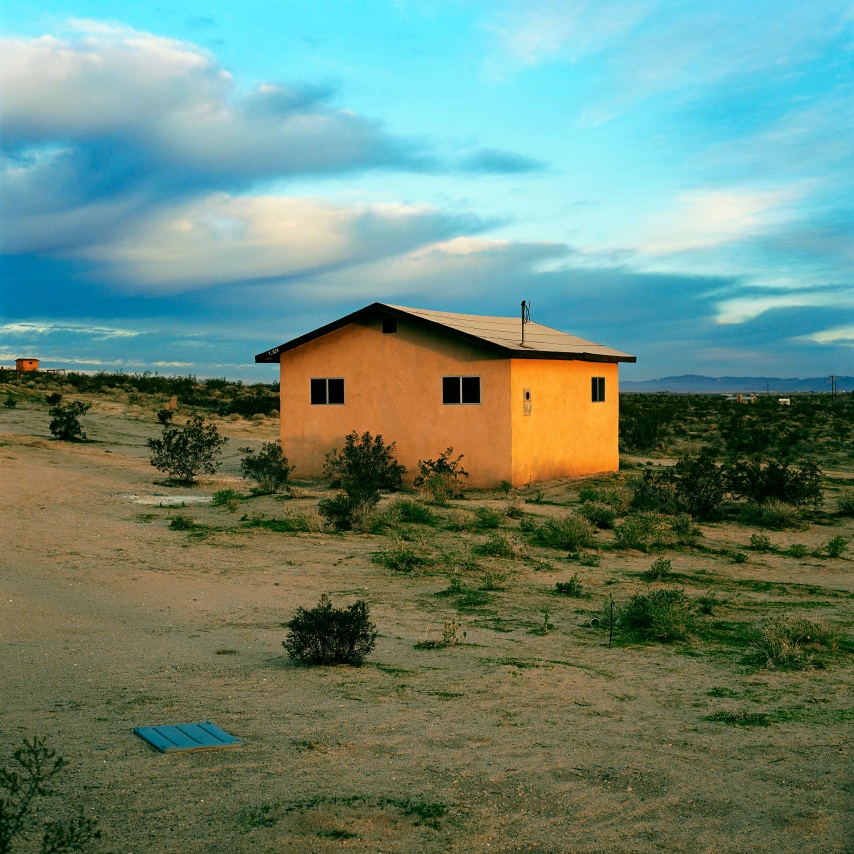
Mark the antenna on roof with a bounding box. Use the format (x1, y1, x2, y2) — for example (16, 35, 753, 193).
(521, 300, 530, 347)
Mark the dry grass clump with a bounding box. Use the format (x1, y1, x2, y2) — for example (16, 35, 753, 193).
(755, 615, 838, 670)
(372, 539, 431, 573)
(524, 514, 594, 551)
(741, 499, 804, 530)
(619, 588, 694, 641)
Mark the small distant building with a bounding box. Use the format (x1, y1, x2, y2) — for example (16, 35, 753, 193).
(256, 302, 636, 486)
(15, 358, 39, 373)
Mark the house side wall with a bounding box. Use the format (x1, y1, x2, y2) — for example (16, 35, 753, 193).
(278, 319, 513, 486)
(509, 359, 620, 484)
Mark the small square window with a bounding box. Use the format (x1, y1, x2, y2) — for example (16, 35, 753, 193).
(592, 377, 605, 402)
(443, 376, 480, 405)
(311, 377, 345, 405)
(382, 318, 398, 333)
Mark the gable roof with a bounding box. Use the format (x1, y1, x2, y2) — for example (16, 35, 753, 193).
(255, 302, 636, 364)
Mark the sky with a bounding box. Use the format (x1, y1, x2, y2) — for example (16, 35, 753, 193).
(1, 0, 852, 382)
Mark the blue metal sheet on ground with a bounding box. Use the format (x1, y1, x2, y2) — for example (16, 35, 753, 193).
(133, 722, 242, 753)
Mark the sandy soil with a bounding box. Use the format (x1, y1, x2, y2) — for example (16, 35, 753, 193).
(1, 398, 852, 853)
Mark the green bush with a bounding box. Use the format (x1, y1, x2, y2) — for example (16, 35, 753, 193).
(620, 588, 694, 641)
(48, 400, 92, 441)
(372, 540, 430, 572)
(555, 574, 584, 597)
(473, 507, 502, 529)
(787, 543, 809, 558)
(239, 440, 293, 493)
(45, 392, 62, 405)
(837, 490, 854, 516)
(614, 512, 670, 552)
(755, 615, 837, 670)
(474, 531, 522, 559)
(283, 595, 377, 666)
(147, 414, 228, 485)
(741, 499, 802, 530)
(527, 514, 594, 551)
(578, 500, 616, 529)
(645, 557, 672, 581)
(749, 533, 772, 551)
(389, 499, 440, 526)
(169, 514, 196, 530)
(413, 448, 468, 503)
(321, 431, 405, 528)
(212, 488, 243, 508)
(727, 459, 823, 508)
(632, 450, 726, 519)
(4, 394, 17, 409)
(825, 536, 848, 559)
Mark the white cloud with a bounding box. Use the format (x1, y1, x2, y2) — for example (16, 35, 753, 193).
(797, 325, 854, 346)
(78, 194, 481, 291)
(0, 321, 141, 339)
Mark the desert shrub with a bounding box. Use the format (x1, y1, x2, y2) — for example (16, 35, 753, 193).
(837, 490, 854, 516)
(614, 512, 671, 552)
(415, 620, 466, 650)
(4, 394, 16, 408)
(245, 510, 325, 533)
(825, 535, 848, 558)
(741, 499, 803, 530)
(787, 543, 809, 558)
(48, 400, 92, 441)
(518, 515, 538, 534)
(527, 514, 594, 551)
(321, 432, 405, 527)
(633, 450, 726, 519)
(391, 499, 440, 526)
(147, 413, 227, 485)
(620, 588, 694, 641)
(579, 500, 616, 529)
(156, 408, 174, 424)
(169, 513, 196, 530)
(283, 595, 377, 666)
(480, 568, 507, 590)
(413, 448, 468, 503)
(727, 459, 823, 508)
(45, 392, 62, 405)
(239, 440, 293, 493)
(473, 507, 502, 529)
(555, 574, 584, 597)
(505, 500, 524, 519)
(578, 551, 600, 566)
(749, 533, 772, 551)
(0, 737, 101, 853)
(325, 431, 405, 499)
(372, 540, 430, 573)
(475, 531, 522, 559)
(755, 615, 837, 670)
(212, 488, 243, 510)
(645, 556, 672, 581)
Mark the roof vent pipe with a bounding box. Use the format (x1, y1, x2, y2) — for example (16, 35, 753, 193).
(521, 300, 530, 347)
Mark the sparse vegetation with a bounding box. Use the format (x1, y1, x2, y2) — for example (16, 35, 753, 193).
(645, 556, 673, 581)
(373, 540, 431, 573)
(525, 514, 594, 551)
(554, 574, 584, 597)
(283, 595, 377, 666)
(619, 588, 695, 641)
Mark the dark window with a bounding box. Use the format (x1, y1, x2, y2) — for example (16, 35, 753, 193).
(382, 318, 398, 334)
(443, 376, 481, 405)
(311, 377, 345, 405)
(592, 377, 605, 402)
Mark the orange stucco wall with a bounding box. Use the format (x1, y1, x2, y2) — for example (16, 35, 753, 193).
(509, 360, 619, 484)
(15, 359, 39, 372)
(279, 318, 513, 486)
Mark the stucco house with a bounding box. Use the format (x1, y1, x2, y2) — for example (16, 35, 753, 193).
(255, 303, 635, 487)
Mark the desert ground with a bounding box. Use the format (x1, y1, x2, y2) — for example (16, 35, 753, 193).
(1, 389, 852, 853)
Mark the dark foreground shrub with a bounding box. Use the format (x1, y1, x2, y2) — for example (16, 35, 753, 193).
(527, 514, 594, 551)
(283, 595, 377, 666)
(727, 459, 823, 508)
(147, 414, 228, 484)
(48, 400, 92, 441)
(0, 737, 101, 853)
(239, 440, 293, 493)
(620, 588, 694, 641)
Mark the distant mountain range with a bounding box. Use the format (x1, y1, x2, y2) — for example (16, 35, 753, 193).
(621, 375, 853, 393)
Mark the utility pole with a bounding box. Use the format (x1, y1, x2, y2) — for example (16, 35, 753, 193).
(830, 375, 836, 398)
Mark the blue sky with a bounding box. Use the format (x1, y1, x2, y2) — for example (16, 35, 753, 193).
(1, 0, 852, 381)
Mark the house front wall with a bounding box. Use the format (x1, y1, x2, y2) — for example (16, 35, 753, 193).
(509, 359, 620, 484)
(279, 318, 513, 486)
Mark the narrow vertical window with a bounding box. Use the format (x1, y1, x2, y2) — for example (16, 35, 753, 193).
(311, 378, 345, 405)
(592, 377, 605, 402)
(443, 376, 481, 405)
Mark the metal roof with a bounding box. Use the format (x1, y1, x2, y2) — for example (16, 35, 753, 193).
(255, 302, 636, 364)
